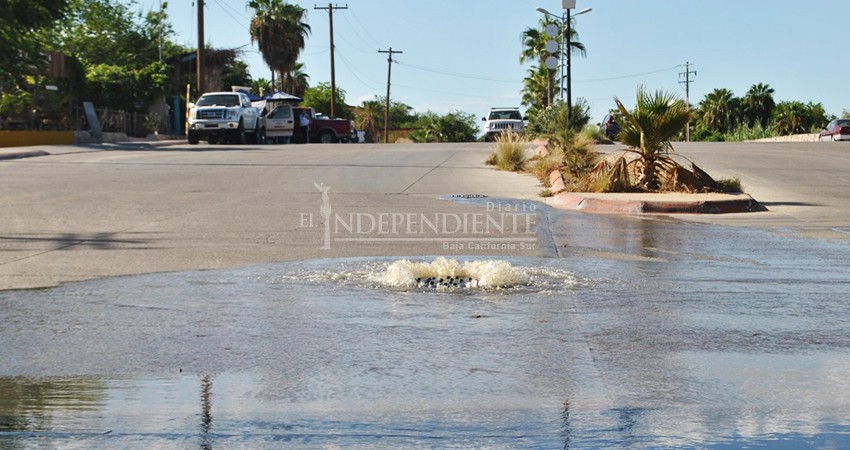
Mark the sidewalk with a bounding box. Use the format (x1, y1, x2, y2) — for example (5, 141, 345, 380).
(0, 135, 186, 160)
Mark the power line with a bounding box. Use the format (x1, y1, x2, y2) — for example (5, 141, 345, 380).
(574, 65, 680, 84)
(396, 61, 517, 84)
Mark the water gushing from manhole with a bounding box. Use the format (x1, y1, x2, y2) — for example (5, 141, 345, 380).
(372, 257, 525, 290)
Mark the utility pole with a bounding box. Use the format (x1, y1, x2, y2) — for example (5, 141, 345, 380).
(378, 47, 402, 144)
(196, 0, 204, 96)
(679, 61, 696, 141)
(315, 4, 348, 117)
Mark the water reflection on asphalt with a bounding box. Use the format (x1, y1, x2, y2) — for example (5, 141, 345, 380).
(2, 207, 850, 448)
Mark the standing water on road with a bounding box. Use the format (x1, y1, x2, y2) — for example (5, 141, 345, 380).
(2, 209, 850, 448)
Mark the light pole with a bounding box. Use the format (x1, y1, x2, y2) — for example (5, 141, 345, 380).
(536, 6, 591, 124)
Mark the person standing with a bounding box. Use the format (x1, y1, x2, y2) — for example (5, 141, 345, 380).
(299, 112, 311, 144)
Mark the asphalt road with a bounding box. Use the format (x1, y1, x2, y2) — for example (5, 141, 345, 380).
(0, 142, 542, 290)
(668, 141, 850, 240)
(2, 139, 849, 290)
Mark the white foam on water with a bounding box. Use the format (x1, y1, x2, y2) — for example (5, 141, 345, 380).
(371, 257, 528, 289)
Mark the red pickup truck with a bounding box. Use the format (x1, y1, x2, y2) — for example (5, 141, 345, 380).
(292, 107, 357, 144)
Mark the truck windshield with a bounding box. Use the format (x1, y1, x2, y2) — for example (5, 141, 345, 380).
(197, 95, 240, 107)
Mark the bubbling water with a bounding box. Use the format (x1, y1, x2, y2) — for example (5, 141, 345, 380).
(372, 257, 528, 289)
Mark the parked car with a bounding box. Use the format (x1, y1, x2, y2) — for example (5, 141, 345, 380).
(291, 107, 357, 144)
(261, 104, 295, 144)
(601, 113, 621, 140)
(819, 119, 850, 141)
(187, 92, 261, 145)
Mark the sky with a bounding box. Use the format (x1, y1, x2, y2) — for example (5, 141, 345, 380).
(157, 0, 848, 125)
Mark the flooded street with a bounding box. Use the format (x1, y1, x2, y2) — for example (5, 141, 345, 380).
(2, 205, 850, 448)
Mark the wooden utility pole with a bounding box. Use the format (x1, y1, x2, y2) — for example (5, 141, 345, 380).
(315, 4, 348, 117)
(378, 47, 402, 144)
(679, 61, 696, 141)
(196, 0, 205, 96)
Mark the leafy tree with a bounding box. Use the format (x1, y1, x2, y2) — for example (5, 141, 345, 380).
(303, 82, 352, 119)
(0, 0, 71, 84)
(743, 83, 775, 128)
(355, 96, 416, 143)
(412, 111, 479, 143)
(615, 87, 692, 191)
(83, 61, 169, 112)
(221, 60, 253, 92)
(527, 98, 590, 137)
(249, 0, 310, 91)
(51, 0, 160, 67)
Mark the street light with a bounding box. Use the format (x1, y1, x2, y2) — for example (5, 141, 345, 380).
(536, 6, 591, 124)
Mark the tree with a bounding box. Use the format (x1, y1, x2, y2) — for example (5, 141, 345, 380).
(354, 98, 384, 143)
(249, 0, 310, 91)
(697, 88, 739, 134)
(615, 87, 692, 191)
(354, 96, 416, 143)
(0, 0, 71, 84)
(520, 15, 585, 111)
(521, 65, 550, 115)
(282, 62, 309, 98)
(412, 111, 479, 143)
(743, 83, 775, 128)
(772, 101, 830, 135)
(303, 82, 352, 119)
(221, 60, 253, 92)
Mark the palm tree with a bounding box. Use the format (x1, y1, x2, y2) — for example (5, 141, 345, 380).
(520, 16, 585, 110)
(521, 65, 550, 113)
(282, 62, 310, 98)
(743, 83, 775, 128)
(698, 88, 739, 133)
(355, 98, 384, 143)
(248, 0, 311, 92)
(614, 87, 692, 191)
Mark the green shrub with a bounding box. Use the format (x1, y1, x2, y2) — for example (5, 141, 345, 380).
(486, 131, 527, 171)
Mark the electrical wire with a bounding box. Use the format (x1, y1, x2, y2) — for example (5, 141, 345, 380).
(573, 65, 679, 84)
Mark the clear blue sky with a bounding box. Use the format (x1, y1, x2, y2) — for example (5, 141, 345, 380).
(159, 0, 847, 124)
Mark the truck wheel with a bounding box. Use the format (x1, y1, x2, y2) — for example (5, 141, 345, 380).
(248, 122, 261, 144)
(236, 120, 247, 145)
(318, 131, 336, 144)
(187, 132, 199, 145)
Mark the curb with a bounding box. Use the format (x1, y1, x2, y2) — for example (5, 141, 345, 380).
(0, 150, 50, 161)
(546, 171, 766, 215)
(551, 192, 765, 214)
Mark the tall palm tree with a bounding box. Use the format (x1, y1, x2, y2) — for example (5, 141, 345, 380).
(743, 83, 775, 128)
(248, 0, 310, 92)
(520, 65, 550, 113)
(282, 62, 310, 98)
(615, 87, 692, 191)
(698, 88, 739, 133)
(520, 16, 585, 110)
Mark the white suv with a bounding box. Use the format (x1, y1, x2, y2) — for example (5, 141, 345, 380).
(482, 107, 526, 142)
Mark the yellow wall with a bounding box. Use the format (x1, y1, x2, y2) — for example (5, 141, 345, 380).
(0, 131, 74, 148)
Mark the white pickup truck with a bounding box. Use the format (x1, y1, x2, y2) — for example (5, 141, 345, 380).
(187, 92, 262, 145)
